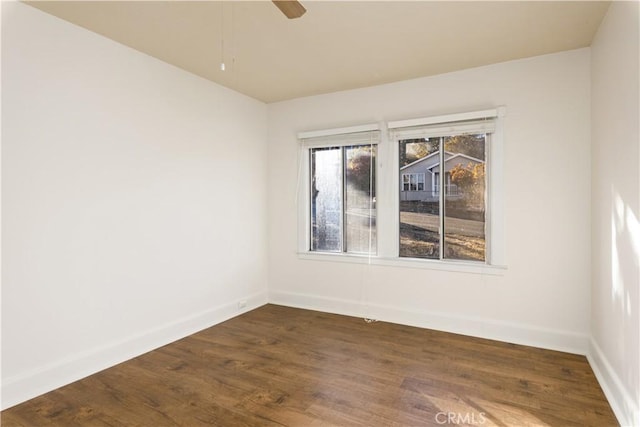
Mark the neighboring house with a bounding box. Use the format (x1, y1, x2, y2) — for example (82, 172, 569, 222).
(400, 151, 484, 201)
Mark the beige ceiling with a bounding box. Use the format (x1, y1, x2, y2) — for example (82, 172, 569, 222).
(25, 1, 610, 103)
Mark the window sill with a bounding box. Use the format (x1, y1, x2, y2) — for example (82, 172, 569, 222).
(297, 252, 507, 276)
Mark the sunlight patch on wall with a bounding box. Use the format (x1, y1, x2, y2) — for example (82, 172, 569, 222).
(611, 188, 640, 317)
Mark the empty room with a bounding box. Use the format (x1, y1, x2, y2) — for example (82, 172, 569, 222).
(2, 1, 639, 426)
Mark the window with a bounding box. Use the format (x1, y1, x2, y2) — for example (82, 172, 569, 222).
(398, 134, 486, 261)
(300, 126, 379, 255)
(393, 118, 493, 263)
(298, 109, 505, 271)
(401, 173, 425, 191)
(310, 145, 377, 253)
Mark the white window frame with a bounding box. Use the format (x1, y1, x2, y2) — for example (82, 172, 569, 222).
(297, 108, 506, 275)
(297, 124, 380, 255)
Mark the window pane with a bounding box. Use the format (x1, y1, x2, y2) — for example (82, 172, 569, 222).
(399, 138, 440, 259)
(345, 145, 377, 254)
(311, 147, 342, 252)
(443, 134, 486, 261)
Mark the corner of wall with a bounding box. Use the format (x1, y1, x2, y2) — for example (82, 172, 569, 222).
(588, 2, 640, 426)
(1, 292, 268, 410)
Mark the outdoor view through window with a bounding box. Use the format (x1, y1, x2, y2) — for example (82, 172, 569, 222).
(311, 145, 376, 254)
(399, 134, 486, 261)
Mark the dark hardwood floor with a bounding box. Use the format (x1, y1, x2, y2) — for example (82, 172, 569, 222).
(2, 304, 618, 426)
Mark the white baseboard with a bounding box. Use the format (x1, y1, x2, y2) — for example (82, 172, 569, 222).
(587, 338, 640, 427)
(1, 291, 268, 410)
(2, 290, 601, 413)
(269, 290, 590, 355)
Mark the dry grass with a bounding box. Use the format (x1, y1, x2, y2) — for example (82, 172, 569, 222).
(399, 225, 485, 261)
(444, 233, 485, 261)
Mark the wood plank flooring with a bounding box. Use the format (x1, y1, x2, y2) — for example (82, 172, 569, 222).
(2, 304, 618, 426)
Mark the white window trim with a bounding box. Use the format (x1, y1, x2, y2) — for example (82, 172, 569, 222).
(388, 108, 499, 129)
(298, 123, 379, 140)
(296, 108, 507, 274)
(297, 251, 506, 275)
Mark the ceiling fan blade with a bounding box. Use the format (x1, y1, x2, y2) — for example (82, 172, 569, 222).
(272, 1, 306, 19)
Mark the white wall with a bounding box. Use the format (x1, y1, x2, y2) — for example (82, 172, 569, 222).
(589, 2, 640, 426)
(1, 2, 268, 409)
(4, 1, 634, 420)
(268, 49, 592, 354)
